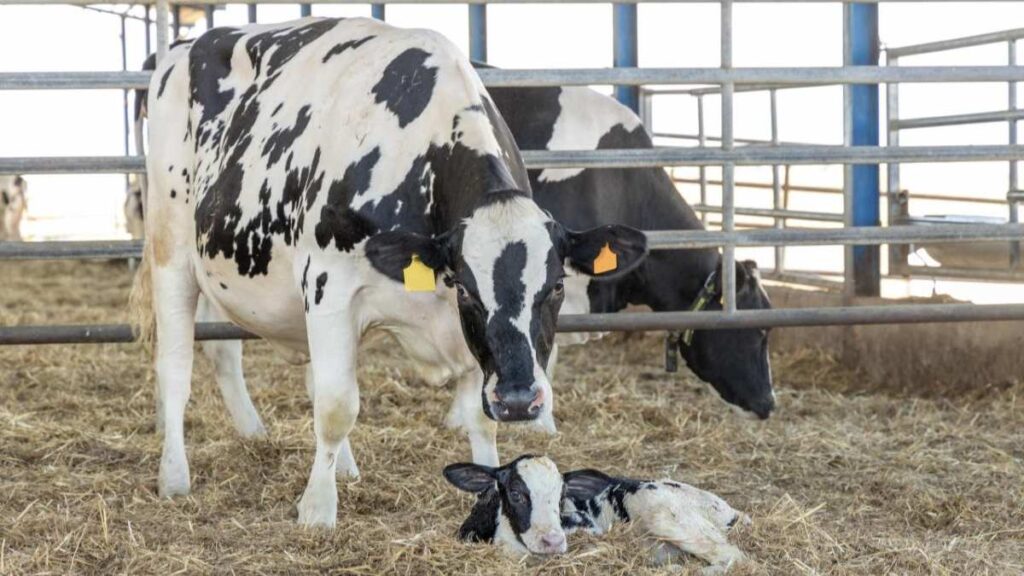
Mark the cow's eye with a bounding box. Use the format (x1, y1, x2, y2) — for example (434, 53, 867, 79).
(551, 281, 564, 298)
(509, 490, 526, 504)
(456, 284, 470, 302)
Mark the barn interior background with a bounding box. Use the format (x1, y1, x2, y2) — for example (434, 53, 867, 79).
(1, 1, 1023, 574)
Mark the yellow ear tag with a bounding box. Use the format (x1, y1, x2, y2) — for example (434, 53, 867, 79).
(593, 243, 618, 275)
(403, 254, 436, 292)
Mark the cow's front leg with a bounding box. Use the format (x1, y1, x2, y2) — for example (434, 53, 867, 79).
(198, 295, 266, 439)
(446, 367, 498, 466)
(304, 364, 360, 480)
(534, 342, 559, 435)
(297, 309, 359, 528)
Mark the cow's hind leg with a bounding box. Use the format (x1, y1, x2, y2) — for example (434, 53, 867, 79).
(297, 275, 360, 527)
(197, 296, 267, 438)
(152, 263, 200, 497)
(446, 367, 498, 466)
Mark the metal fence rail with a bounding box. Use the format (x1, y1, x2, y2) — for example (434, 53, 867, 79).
(3, 0, 1023, 4)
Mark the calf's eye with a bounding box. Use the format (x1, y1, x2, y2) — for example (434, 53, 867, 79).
(509, 490, 526, 504)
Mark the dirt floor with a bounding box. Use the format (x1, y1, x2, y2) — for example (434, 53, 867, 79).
(1, 260, 1022, 575)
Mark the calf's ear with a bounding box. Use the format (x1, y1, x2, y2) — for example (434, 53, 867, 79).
(444, 463, 497, 494)
(563, 469, 615, 500)
(565, 224, 648, 280)
(365, 230, 453, 284)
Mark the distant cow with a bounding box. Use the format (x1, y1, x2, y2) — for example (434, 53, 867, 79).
(124, 174, 145, 240)
(138, 18, 645, 527)
(0, 175, 27, 241)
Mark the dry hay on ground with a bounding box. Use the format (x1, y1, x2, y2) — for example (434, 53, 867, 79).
(1, 260, 1022, 575)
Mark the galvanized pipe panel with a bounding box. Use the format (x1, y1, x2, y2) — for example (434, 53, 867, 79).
(7, 301, 1024, 346)
(894, 109, 1024, 130)
(888, 27, 1024, 58)
(5, 67, 1024, 91)
(2, 0, 1020, 5)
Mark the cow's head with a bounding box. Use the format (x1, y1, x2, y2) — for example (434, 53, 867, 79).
(367, 193, 646, 422)
(444, 455, 568, 555)
(680, 260, 775, 419)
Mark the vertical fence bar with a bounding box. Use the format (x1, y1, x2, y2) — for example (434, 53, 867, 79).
(886, 51, 907, 273)
(613, 3, 639, 113)
(300, 4, 312, 17)
(156, 0, 170, 60)
(205, 5, 215, 28)
(248, 4, 258, 23)
(1008, 40, 1020, 268)
(720, 0, 736, 313)
(120, 14, 130, 192)
(847, 2, 881, 296)
(469, 4, 487, 62)
(372, 4, 386, 20)
(843, 4, 854, 302)
(171, 4, 180, 42)
(697, 95, 708, 226)
(144, 6, 152, 56)
(770, 88, 785, 273)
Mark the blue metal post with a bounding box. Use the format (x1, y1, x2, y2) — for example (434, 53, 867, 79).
(613, 3, 639, 113)
(248, 4, 257, 23)
(300, 4, 312, 17)
(372, 4, 386, 20)
(205, 5, 215, 28)
(847, 3, 880, 296)
(469, 4, 487, 62)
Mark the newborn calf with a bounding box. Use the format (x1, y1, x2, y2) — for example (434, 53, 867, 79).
(445, 456, 747, 573)
(444, 455, 569, 556)
(562, 468, 748, 574)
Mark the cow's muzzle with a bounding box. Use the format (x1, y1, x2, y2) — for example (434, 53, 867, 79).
(490, 384, 545, 422)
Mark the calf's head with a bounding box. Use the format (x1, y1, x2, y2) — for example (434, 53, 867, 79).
(368, 193, 646, 422)
(680, 260, 775, 419)
(444, 455, 568, 555)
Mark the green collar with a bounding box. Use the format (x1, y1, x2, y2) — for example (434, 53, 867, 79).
(681, 270, 718, 347)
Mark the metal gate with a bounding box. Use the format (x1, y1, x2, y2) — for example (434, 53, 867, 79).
(2, 0, 1024, 346)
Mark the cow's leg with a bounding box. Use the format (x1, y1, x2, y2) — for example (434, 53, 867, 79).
(446, 367, 498, 466)
(297, 305, 360, 528)
(304, 364, 360, 480)
(197, 296, 266, 438)
(152, 263, 200, 498)
(534, 342, 559, 435)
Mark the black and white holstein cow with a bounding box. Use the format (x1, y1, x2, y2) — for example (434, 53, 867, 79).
(0, 175, 27, 241)
(484, 81, 776, 419)
(445, 457, 748, 573)
(139, 18, 646, 526)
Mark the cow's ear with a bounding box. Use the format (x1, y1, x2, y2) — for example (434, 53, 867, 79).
(563, 469, 615, 501)
(444, 463, 497, 494)
(365, 230, 453, 283)
(564, 224, 648, 280)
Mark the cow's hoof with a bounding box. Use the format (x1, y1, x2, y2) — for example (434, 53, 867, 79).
(158, 464, 191, 498)
(236, 418, 268, 440)
(336, 462, 360, 481)
(297, 483, 337, 528)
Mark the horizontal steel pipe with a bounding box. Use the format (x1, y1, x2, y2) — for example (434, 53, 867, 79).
(0, 240, 144, 260)
(692, 204, 844, 222)
(888, 27, 1024, 58)
(0, 71, 152, 90)
(6, 302, 1024, 345)
(0, 156, 145, 174)
(6, 145, 1024, 175)
(4, 67, 1024, 92)
(4, 223, 1024, 261)
(893, 109, 1024, 130)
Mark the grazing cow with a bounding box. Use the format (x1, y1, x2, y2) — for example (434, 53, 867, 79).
(0, 175, 27, 241)
(446, 456, 748, 573)
(484, 81, 776, 419)
(562, 469, 748, 574)
(138, 18, 646, 526)
(444, 455, 569, 556)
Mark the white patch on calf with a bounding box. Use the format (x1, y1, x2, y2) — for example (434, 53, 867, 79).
(512, 458, 566, 554)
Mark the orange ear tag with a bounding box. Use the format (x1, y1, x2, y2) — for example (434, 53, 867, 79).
(403, 255, 436, 292)
(593, 243, 618, 275)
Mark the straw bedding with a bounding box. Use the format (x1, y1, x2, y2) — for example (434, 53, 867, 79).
(1, 260, 1021, 574)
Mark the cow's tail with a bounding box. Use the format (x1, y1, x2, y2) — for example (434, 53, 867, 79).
(128, 243, 156, 353)
(128, 52, 158, 353)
